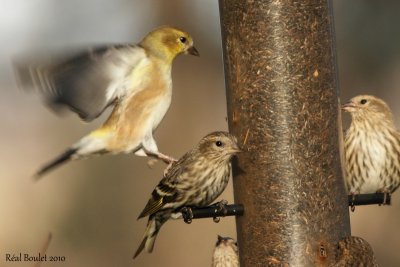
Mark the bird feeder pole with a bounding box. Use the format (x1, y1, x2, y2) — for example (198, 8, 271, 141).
(219, 1, 350, 266)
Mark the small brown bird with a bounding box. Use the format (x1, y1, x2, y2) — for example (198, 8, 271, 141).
(133, 131, 241, 258)
(334, 236, 378, 267)
(343, 95, 400, 195)
(15, 26, 199, 179)
(212, 235, 239, 267)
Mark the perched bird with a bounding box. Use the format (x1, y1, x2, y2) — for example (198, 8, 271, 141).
(212, 235, 239, 267)
(133, 131, 241, 258)
(334, 236, 378, 267)
(15, 26, 199, 179)
(343, 95, 400, 195)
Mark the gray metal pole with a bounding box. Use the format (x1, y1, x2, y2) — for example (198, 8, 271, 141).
(219, 1, 350, 266)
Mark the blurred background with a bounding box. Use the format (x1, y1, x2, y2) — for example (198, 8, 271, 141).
(1, 1, 400, 266)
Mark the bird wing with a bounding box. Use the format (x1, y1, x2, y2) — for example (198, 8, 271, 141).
(137, 179, 178, 219)
(137, 152, 195, 219)
(14, 44, 147, 121)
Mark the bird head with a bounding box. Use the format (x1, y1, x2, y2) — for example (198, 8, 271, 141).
(140, 26, 199, 63)
(342, 95, 394, 124)
(213, 235, 239, 266)
(215, 235, 239, 257)
(198, 131, 241, 162)
(216, 235, 238, 248)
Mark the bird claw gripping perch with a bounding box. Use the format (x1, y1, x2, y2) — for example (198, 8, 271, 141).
(378, 191, 390, 206)
(350, 194, 356, 212)
(383, 192, 389, 205)
(181, 207, 194, 224)
(212, 200, 229, 223)
(180, 200, 231, 224)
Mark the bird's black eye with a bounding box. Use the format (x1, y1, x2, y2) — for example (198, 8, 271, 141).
(360, 99, 367, 105)
(179, 36, 187, 43)
(216, 141, 223, 147)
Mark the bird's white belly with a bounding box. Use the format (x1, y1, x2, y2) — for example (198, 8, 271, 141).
(359, 174, 384, 193)
(356, 136, 387, 193)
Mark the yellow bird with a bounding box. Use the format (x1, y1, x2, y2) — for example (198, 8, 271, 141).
(15, 26, 199, 179)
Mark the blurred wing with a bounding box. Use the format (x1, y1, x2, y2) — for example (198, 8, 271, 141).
(14, 45, 147, 121)
(137, 179, 178, 219)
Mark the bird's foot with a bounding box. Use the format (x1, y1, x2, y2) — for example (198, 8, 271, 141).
(151, 152, 177, 165)
(376, 189, 391, 205)
(212, 200, 229, 223)
(163, 160, 177, 177)
(145, 151, 177, 169)
(146, 158, 159, 168)
(181, 207, 194, 224)
(350, 193, 356, 212)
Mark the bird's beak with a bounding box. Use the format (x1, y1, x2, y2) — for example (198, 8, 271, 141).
(342, 101, 356, 112)
(230, 144, 242, 154)
(187, 46, 200, 56)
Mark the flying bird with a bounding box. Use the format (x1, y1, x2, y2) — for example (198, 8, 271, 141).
(133, 131, 241, 258)
(212, 235, 239, 267)
(343, 95, 400, 197)
(15, 26, 199, 179)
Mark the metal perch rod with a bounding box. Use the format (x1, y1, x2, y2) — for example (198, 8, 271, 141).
(179, 193, 390, 223)
(349, 193, 391, 206)
(181, 204, 244, 223)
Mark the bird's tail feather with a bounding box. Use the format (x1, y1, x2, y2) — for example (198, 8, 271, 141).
(34, 148, 78, 180)
(133, 217, 162, 259)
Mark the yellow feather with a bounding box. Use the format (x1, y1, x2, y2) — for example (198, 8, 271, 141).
(89, 127, 112, 138)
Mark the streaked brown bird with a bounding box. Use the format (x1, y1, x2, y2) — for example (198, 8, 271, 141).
(212, 235, 239, 267)
(133, 131, 241, 259)
(343, 95, 400, 196)
(14, 26, 199, 179)
(334, 236, 378, 267)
